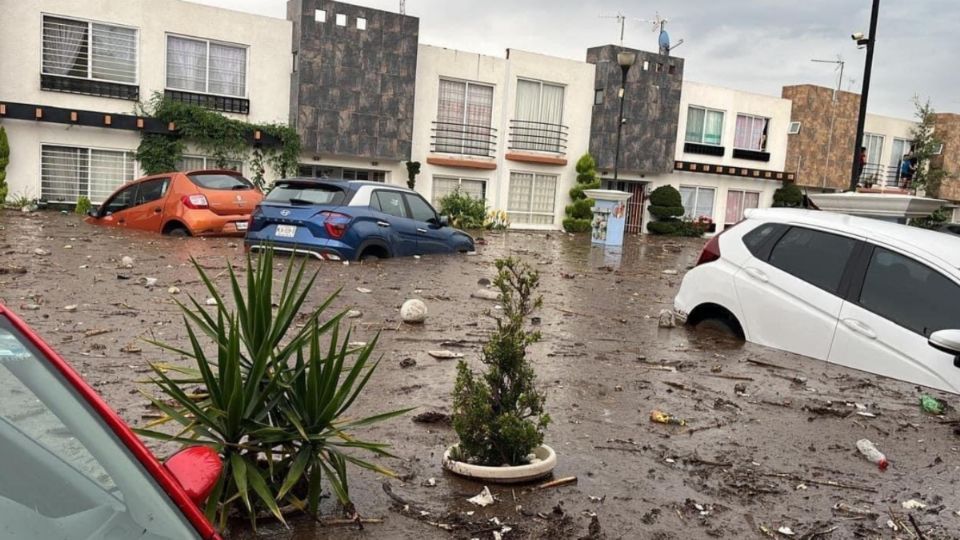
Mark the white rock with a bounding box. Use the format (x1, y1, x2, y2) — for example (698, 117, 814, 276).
(346, 309, 362, 318)
(356, 287, 372, 294)
(168, 286, 181, 294)
(658, 309, 676, 328)
(471, 289, 500, 301)
(662, 269, 678, 275)
(142, 277, 158, 288)
(64, 305, 77, 312)
(428, 350, 465, 360)
(400, 299, 428, 324)
(777, 526, 795, 536)
(204, 298, 218, 306)
(121, 256, 134, 268)
(902, 499, 927, 510)
(467, 486, 495, 507)
(34, 248, 50, 256)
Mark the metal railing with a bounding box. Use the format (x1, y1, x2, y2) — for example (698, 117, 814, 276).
(508, 119, 568, 154)
(430, 121, 497, 157)
(859, 162, 903, 189)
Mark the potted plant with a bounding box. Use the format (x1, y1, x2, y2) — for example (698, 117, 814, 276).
(444, 257, 555, 483)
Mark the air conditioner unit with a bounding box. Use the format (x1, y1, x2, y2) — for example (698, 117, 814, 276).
(787, 122, 802, 135)
(933, 143, 944, 155)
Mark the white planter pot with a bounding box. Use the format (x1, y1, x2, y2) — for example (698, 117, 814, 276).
(442, 444, 557, 484)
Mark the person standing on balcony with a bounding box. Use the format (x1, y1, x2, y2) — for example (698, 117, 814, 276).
(858, 147, 868, 186)
(900, 154, 914, 188)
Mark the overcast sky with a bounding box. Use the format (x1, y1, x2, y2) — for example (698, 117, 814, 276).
(190, 0, 957, 118)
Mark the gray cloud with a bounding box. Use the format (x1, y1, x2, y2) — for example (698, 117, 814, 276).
(189, 0, 958, 118)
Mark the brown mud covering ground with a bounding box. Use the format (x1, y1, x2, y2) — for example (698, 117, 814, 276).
(2, 209, 959, 539)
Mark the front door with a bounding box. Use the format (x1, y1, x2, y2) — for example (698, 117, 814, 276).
(126, 178, 170, 232)
(96, 184, 139, 229)
(828, 245, 960, 393)
(733, 226, 860, 360)
(403, 192, 449, 254)
(370, 190, 419, 257)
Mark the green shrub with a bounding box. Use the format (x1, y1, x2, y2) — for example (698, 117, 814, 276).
(562, 218, 592, 233)
(563, 153, 602, 232)
(647, 221, 680, 235)
(910, 207, 949, 229)
(138, 249, 409, 528)
(405, 161, 421, 190)
(437, 188, 486, 229)
(452, 257, 550, 466)
(648, 184, 681, 207)
(74, 196, 92, 216)
(772, 182, 803, 207)
(648, 204, 685, 220)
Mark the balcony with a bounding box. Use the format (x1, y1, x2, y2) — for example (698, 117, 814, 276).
(859, 162, 905, 190)
(508, 120, 568, 154)
(683, 142, 725, 157)
(430, 121, 497, 157)
(164, 89, 249, 115)
(41, 74, 139, 101)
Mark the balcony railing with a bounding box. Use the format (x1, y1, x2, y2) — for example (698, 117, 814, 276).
(508, 119, 568, 154)
(859, 162, 904, 189)
(430, 121, 497, 157)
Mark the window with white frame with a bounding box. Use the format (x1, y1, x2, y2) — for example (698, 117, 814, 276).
(177, 155, 242, 173)
(41, 145, 136, 204)
(685, 106, 724, 146)
(679, 186, 716, 221)
(166, 35, 247, 97)
(725, 189, 760, 225)
(42, 16, 138, 84)
(514, 79, 565, 152)
(435, 79, 495, 155)
(432, 176, 487, 205)
(734, 114, 769, 151)
(508, 172, 557, 225)
(863, 133, 884, 165)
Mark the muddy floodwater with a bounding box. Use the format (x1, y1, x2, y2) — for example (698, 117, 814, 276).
(2, 210, 959, 539)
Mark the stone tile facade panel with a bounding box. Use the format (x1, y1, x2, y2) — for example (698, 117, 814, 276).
(782, 85, 860, 191)
(932, 113, 960, 201)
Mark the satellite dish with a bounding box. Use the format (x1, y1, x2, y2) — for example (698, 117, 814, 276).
(658, 30, 670, 55)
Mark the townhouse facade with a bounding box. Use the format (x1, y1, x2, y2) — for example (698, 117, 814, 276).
(0, 0, 292, 203)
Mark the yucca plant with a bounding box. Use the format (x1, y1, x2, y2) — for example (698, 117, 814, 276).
(136, 249, 410, 529)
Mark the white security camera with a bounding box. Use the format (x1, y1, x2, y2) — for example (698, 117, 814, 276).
(851, 32, 864, 40)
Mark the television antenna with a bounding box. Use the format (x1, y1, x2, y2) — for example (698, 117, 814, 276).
(636, 12, 684, 55)
(399, 0, 405, 15)
(811, 55, 845, 100)
(600, 12, 629, 46)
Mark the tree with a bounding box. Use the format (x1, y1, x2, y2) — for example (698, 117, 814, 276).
(910, 97, 946, 195)
(405, 161, 421, 190)
(646, 185, 684, 234)
(772, 182, 803, 207)
(0, 126, 8, 206)
(563, 154, 601, 232)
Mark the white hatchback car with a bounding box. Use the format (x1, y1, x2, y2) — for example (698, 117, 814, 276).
(675, 208, 960, 394)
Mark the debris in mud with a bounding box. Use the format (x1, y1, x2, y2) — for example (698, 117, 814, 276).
(21, 303, 41, 310)
(428, 350, 464, 360)
(467, 486, 495, 507)
(802, 403, 852, 418)
(661, 269, 678, 275)
(901, 499, 926, 510)
(64, 304, 77, 312)
(141, 277, 158, 288)
(832, 502, 878, 518)
(167, 286, 180, 294)
(34, 248, 51, 256)
(920, 394, 946, 415)
(477, 277, 491, 286)
(399, 357, 416, 368)
(0, 265, 27, 275)
(411, 411, 451, 425)
(120, 343, 142, 354)
(657, 309, 676, 328)
(346, 309, 362, 318)
(734, 382, 748, 395)
(650, 409, 686, 426)
(400, 299, 428, 324)
(421, 477, 437, 487)
(356, 287, 372, 294)
(117, 274, 131, 280)
(471, 288, 500, 300)
(204, 298, 218, 306)
(120, 256, 134, 268)
(83, 328, 112, 337)
(856, 438, 889, 471)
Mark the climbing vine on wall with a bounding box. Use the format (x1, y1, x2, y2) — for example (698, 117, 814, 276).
(135, 93, 300, 188)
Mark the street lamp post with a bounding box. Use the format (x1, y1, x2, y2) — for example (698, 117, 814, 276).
(849, 0, 881, 191)
(613, 50, 636, 182)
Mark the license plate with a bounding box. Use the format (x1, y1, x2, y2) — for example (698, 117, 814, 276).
(235, 221, 248, 231)
(275, 224, 296, 238)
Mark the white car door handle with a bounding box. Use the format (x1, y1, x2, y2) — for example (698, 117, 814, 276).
(417, 228, 427, 233)
(843, 318, 877, 339)
(376, 221, 390, 228)
(744, 267, 768, 283)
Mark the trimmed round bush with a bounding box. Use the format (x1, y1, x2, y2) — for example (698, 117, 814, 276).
(648, 204, 685, 220)
(649, 185, 682, 207)
(773, 182, 803, 207)
(647, 220, 681, 235)
(562, 218, 592, 233)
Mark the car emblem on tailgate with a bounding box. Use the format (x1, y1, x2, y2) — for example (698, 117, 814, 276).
(280, 209, 290, 216)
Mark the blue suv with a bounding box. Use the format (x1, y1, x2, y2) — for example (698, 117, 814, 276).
(244, 179, 475, 261)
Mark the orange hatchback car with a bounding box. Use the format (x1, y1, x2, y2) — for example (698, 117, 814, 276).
(85, 170, 263, 237)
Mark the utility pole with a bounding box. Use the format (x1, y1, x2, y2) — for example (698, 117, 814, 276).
(849, 0, 880, 192)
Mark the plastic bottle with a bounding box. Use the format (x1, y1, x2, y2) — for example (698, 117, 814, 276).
(650, 409, 686, 426)
(856, 439, 889, 471)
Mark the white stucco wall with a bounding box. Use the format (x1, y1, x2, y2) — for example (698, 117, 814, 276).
(410, 44, 595, 229)
(864, 113, 917, 168)
(0, 0, 291, 200)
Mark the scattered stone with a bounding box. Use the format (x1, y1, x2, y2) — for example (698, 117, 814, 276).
(22, 304, 41, 310)
(141, 277, 158, 288)
(399, 357, 417, 368)
(34, 248, 50, 256)
(471, 288, 500, 300)
(204, 298, 218, 306)
(121, 256, 134, 268)
(356, 287, 372, 294)
(902, 499, 926, 510)
(467, 486, 495, 507)
(657, 309, 676, 328)
(400, 299, 428, 324)
(531, 316, 541, 325)
(614, 385, 623, 392)
(168, 286, 180, 294)
(561, 273, 576, 279)
(412, 411, 451, 424)
(63, 244, 72, 249)
(120, 344, 143, 354)
(477, 277, 491, 286)
(428, 350, 464, 360)
(422, 477, 437, 487)
(661, 269, 678, 275)
(346, 309, 362, 318)
(117, 274, 131, 280)
(64, 305, 77, 312)
(734, 383, 748, 395)
(777, 526, 795, 536)
(0, 266, 27, 275)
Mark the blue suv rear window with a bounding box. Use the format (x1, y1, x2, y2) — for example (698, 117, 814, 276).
(266, 183, 345, 205)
